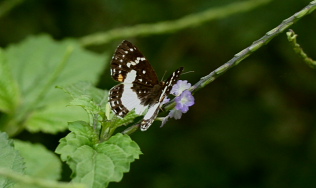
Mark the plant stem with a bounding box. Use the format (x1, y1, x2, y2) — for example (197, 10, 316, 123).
(79, 0, 271, 47)
(286, 29, 316, 69)
(163, 0, 316, 110)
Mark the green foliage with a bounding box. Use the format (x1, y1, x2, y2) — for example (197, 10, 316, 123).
(0, 132, 24, 188)
(55, 81, 143, 187)
(59, 81, 141, 138)
(0, 49, 20, 114)
(58, 81, 108, 124)
(0, 35, 107, 136)
(13, 140, 62, 188)
(55, 122, 142, 188)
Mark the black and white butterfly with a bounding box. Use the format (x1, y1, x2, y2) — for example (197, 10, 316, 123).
(109, 40, 183, 131)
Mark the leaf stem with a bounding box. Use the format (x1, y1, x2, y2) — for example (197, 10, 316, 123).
(121, 124, 139, 135)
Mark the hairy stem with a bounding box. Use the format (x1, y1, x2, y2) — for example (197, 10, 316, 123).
(190, 0, 316, 94)
(163, 0, 316, 110)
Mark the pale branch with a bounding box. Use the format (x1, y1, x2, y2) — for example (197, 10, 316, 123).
(163, 0, 316, 110)
(189, 0, 316, 94)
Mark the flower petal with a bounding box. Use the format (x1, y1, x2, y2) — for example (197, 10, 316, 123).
(171, 80, 191, 96)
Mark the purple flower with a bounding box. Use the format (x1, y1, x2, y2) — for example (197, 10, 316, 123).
(175, 90, 195, 113)
(160, 109, 182, 128)
(171, 80, 191, 96)
(169, 109, 183, 119)
(160, 81, 195, 128)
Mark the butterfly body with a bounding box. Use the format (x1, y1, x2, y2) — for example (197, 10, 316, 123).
(109, 40, 183, 131)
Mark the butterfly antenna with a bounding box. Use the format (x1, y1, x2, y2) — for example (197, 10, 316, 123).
(181, 70, 194, 75)
(161, 70, 167, 81)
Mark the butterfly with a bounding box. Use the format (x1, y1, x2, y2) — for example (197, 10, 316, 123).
(109, 40, 183, 131)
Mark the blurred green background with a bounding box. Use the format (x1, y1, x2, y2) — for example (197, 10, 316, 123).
(1, 0, 316, 187)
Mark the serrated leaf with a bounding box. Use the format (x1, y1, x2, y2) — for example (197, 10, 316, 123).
(59, 82, 108, 121)
(59, 81, 108, 106)
(70, 96, 102, 116)
(55, 121, 99, 162)
(13, 140, 62, 188)
(55, 122, 142, 188)
(0, 35, 108, 135)
(0, 132, 24, 188)
(5, 35, 107, 106)
(104, 133, 142, 160)
(58, 82, 109, 132)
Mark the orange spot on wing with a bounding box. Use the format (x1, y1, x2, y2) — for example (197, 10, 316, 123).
(118, 74, 124, 82)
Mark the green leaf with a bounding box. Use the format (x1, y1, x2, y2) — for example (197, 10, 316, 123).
(58, 81, 142, 134)
(59, 81, 108, 122)
(55, 121, 99, 165)
(59, 81, 107, 106)
(5, 35, 106, 106)
(13, 140, 62, 188)
(59, 82, 109, 133)
(0, 35, 108, 135)
(24, 101, 87, 134)
(55, 122, 142, 188)
(0, 49, 20, 114)
(0, 132, 25, 188)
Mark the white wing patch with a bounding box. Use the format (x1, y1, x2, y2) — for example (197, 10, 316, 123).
(120, 70, 147, 114)
(121, 83, 147, 115)
(124, 70, 137, 83)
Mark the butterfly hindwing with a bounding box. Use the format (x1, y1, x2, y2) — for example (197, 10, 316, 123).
(109, 84, 129, 117)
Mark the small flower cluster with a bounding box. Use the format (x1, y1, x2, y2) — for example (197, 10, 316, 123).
(161, 80, 195, 127)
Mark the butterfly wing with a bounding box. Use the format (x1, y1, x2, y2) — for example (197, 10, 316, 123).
(110, 40, 159, 86)
(140, 67, 183, 131)
(109, 40, 159, 117)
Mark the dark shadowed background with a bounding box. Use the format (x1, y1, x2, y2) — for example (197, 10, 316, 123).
(1, 0, 316, 187)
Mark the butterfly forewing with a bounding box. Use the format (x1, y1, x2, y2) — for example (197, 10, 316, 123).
(111, 40, 159, 86)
